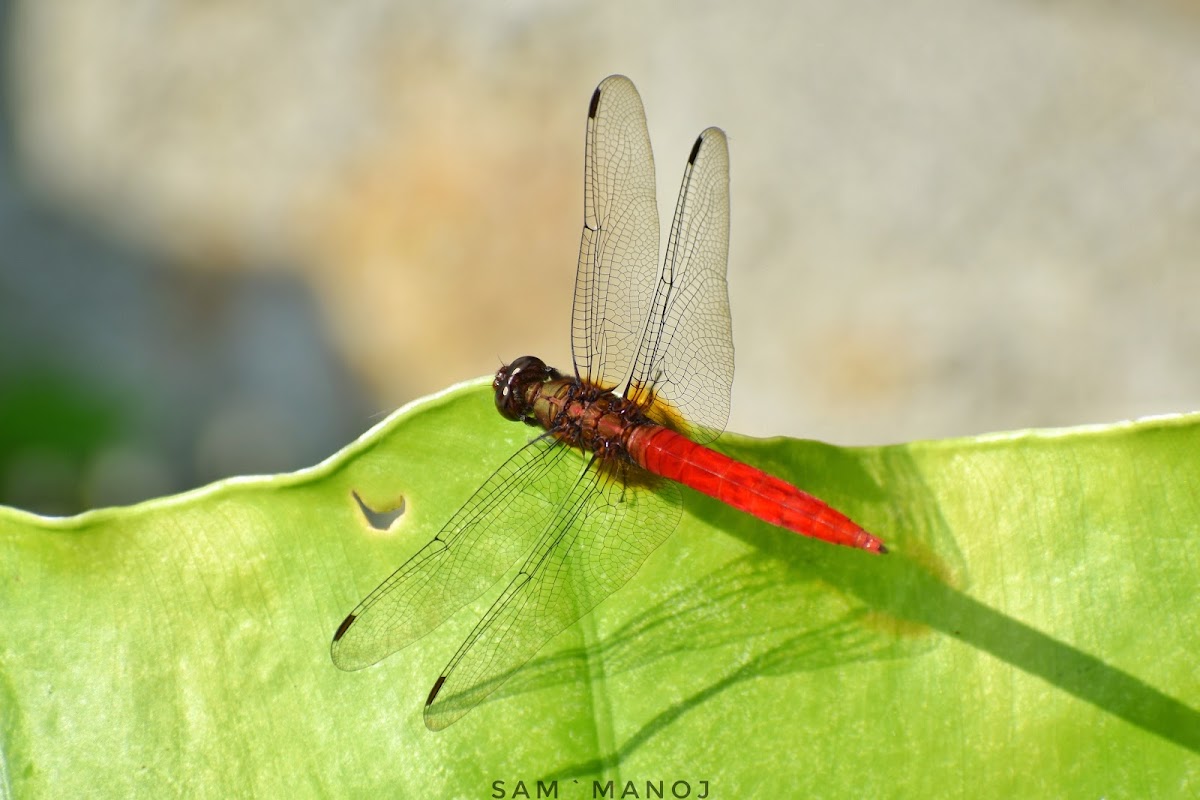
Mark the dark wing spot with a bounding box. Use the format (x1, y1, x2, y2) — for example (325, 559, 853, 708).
(688, 135, 703, 166)
(426, 675, 448, 707)
(588, 87, 602, 119)
(333, 613, 356, 642)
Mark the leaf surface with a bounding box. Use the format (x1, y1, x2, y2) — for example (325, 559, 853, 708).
(1, 380, 1196, 797)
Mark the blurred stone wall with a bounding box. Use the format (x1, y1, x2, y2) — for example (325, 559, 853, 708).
(3, 1, 1198, 509)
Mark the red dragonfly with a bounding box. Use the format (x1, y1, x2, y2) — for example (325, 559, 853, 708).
(331, 75, 886, 730)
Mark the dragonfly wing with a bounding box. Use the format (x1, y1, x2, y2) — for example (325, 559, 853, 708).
(331, 435, 580, 671)
(423, 464, 682, 730)
(627, 127, 733, 443)
(572, 75, 661, 392)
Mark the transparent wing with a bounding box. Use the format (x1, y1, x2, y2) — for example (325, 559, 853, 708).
(331, 435, 579, 671)
(423, 465, 682, 730)
(627, 128, 733, 443)
(571, 74, 660, 391)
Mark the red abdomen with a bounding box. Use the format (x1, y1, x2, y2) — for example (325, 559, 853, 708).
(627, 425, 885, 553)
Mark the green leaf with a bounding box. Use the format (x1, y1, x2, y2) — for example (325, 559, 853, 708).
(2, 379, 1197, 797)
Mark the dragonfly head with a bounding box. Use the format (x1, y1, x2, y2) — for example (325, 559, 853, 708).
(494, 356, 557, 423)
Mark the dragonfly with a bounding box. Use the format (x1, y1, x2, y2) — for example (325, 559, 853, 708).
(331, 75, 886, 731)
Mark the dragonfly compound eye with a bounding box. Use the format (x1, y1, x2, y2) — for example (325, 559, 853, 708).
(494, 356, 548, 421)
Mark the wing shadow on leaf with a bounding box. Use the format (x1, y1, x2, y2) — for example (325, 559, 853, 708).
(434, 440, 1200, 770)
(426, 550, 927, 729)
(429, 441, 942, 758)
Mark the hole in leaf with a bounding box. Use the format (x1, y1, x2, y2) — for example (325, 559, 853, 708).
(351, 490, 405, 531)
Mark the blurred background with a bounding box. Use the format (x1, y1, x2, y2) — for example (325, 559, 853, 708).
(0, 1, 1197, 515)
